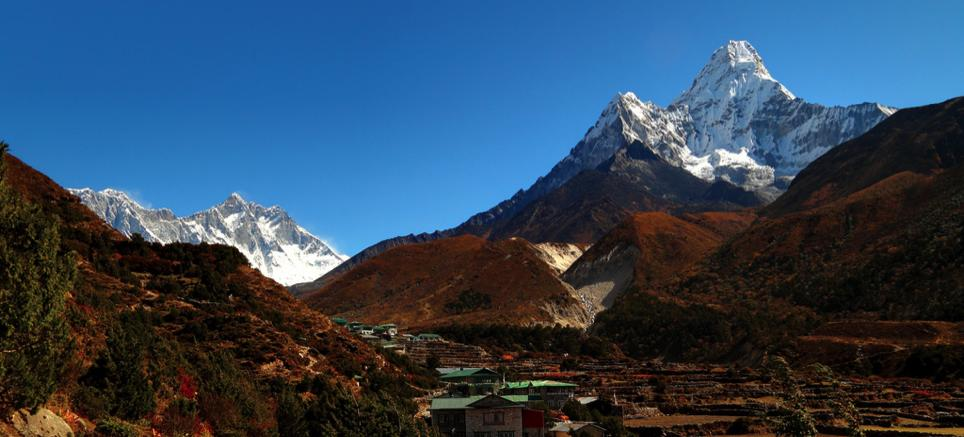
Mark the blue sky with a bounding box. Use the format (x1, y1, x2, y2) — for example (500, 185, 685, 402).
(3, 1, 963, 254)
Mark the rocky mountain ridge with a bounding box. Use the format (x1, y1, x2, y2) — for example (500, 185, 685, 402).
(69, 188, 346, 285)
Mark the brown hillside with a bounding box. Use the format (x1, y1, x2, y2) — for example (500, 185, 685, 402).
(1, 153, 428, 435)
(563, 211, 755, 315)
(304, 235, 590, 330)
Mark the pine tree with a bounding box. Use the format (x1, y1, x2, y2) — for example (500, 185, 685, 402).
(768, 356, 818, 437)
(0, 142, 74, 414)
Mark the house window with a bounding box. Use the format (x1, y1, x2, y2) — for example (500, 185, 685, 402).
(497, 432, 515, 437)
(482, 411, 504, 425)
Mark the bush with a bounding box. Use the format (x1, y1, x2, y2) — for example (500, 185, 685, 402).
(77, 310, 157, 420)
(292, 376, 427, 437)
(444, 289, 492, 314)
(95, 417, 139, 437)
(195, 350, 273, 434)
(156, 398, 200, 437)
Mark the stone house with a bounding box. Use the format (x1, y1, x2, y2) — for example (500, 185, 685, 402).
(431, 394, 544, 437)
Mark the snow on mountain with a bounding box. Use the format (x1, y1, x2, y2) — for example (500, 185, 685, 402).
(670, 40, 897, 179)
(69, 188, 347, 285)
(456, 41, 893, 236)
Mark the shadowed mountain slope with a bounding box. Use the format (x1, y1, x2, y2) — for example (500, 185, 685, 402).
(594, 97, 964, 363)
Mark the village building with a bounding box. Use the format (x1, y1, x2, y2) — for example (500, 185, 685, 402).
(374, 323, 398, 337)
(440, 367, 503, 396)
(548, 421, 607, 437)
(501, 380, 577, 409)
(415, 333, 443, 342)
(431, 394, 544, 437)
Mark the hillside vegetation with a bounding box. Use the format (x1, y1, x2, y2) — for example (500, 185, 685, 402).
(0, 147, 434, 436)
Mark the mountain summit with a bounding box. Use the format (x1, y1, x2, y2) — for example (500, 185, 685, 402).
(69, 188, 346, 285)
(296, 40, 896, 290)
(457, 40, 895, 230)
(671, 40, 896, 179)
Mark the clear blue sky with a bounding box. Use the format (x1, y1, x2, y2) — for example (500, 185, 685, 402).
(3, 1, 963, 254)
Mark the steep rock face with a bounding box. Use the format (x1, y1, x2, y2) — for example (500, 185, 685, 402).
(69, 188, 346, 285)
(300, 41, 893, 291)
(483, 141, 765, 244)
(671, 40, 896, 180)
(531, 242, 586, 275)
(304, 235, 591, 329)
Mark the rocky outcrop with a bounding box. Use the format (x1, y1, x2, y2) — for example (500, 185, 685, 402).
(9, 408, 73, 437)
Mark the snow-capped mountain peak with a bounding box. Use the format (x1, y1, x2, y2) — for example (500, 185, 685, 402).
(451, 40, 895, 238)
(712, 40, 779, 81)
(665, 40, 893, 178)
(69, 188, 347, 285)
(678, 40, 793, 100)
(672, 41, 801, 161)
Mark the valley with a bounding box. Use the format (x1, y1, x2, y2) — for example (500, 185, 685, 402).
(3, 25, 962, 437)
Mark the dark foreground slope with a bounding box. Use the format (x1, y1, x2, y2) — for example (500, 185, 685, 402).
(0, 152, 433, 436)
(595, 97, 964, 368)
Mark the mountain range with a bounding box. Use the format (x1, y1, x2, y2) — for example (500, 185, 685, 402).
(69, 188, 346, 285)
(594, 96, 964, 362)
(295, 40, 895, 293)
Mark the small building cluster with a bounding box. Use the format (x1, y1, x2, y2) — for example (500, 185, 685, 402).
(430, 368, 605, 437)
(331, 316, 443, 355)
(329, 317, 608, 436)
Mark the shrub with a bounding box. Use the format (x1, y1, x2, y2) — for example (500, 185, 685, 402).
(444, 289, 492, 314)
(95, 417, 139, 437)
(77, 310, 157, 420)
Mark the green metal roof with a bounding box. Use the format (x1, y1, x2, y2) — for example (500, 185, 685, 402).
(431, 395, 485, 410)
(430, 395, 529, 410)
(502, 380, 577, 389)
(331, 317, 348, 325)
(440, 368, 499, 380)
(500, 395, 530, 404)
(417, 333, 441, 339)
